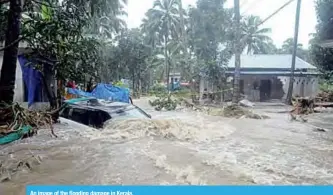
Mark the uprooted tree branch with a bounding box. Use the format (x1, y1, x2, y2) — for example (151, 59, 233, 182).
(0, 103, 61, 144)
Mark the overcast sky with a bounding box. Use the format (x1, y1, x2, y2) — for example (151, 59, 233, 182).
(125, 0, 317, 48)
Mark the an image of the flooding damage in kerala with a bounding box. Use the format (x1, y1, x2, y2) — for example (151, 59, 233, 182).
(1, 0, 333, 194)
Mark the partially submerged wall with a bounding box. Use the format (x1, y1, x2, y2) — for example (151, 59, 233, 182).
(199, 75, 319, 102)
(279, 76, 319, 99)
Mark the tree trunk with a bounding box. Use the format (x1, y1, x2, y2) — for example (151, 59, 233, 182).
(41, 73, 56, 109)
(164, 33, 170, 92)
(132, 69, 135, 98)
(42, 64, 57, 109)
(138, 63, 141, 98)
(0, 0, 22, 105)
(232, 0, 241, 104)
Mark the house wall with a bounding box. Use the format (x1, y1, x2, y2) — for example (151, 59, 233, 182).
(169, 73, 181, 83)
(236, 75, 284, 101)
(278, 76, 319, 99)
(199, 75, 319, 102)
(199, 77, 214, 94)
(0, 52, 24, 102)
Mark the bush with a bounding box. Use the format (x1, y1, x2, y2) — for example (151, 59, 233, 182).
(149, 93, 179, 111)
(150, 83, 166, 93)
(320, 80, 333, 92)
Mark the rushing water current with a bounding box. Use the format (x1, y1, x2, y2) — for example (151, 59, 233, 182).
(1, 99, 333, 194)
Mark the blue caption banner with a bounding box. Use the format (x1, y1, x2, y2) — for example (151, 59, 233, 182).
(26, 185, 333, 195)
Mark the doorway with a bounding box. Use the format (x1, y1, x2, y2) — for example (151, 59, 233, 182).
(240, 80, 244, 95)
(260, 79, 272, 101)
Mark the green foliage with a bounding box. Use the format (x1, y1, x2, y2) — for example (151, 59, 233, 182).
(319, 79, 333, 92)
(149, 93, 179, 111)
(310, 0, 333, 78)
(19, 0, 104, 82)
(279, 38, 309, 61)
(241, 15, 273, 54)
(101, 29, 151, 93)
(315, 0, 333, 40)
(142, 0, 183, 87)
(1, 0, 127, 83)
(150, 83, 167, 95)
(187, 0, 233, 86)
(113, 80, 129, 88)
(1, 0, 292, 102)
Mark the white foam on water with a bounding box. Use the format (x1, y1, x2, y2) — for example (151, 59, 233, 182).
(99, 118, 234, 143)
(142, 150, 206, 185)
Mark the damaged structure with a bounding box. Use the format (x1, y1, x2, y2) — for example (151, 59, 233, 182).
(200, 55, 320, 102)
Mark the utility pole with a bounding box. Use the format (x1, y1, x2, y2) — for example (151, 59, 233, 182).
(286, 0, 302, 105)
(232, 0, 241, 104)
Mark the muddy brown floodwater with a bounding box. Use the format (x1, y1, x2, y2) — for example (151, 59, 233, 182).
(1, 98, 333, 194)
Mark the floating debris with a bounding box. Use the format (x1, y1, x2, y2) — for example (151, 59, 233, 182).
(0, 103, 60, 144)
(149, 94, 179, 111)
(207, 105, 269, 119)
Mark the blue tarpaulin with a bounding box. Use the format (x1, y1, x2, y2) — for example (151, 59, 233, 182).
(18, 55, 42, 107)
(68, 83, 130, 103)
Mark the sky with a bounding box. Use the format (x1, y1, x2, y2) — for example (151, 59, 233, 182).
(126, 0, 317, 49)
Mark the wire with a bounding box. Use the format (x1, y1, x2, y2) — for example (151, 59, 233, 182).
(241, 0, 264, 15)
(238, 0, 296, 47)
(257, 0, 295, 27)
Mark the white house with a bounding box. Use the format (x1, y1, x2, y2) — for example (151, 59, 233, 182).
(200, 54, 320, 102)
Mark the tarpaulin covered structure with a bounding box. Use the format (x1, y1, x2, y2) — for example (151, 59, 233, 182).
(67, 83, 130, 103)
(18, 55, 42, 107)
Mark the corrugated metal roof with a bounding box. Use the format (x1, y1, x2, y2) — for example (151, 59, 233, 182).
(225, 71, 320, 76)
(227, 54, 317, 70)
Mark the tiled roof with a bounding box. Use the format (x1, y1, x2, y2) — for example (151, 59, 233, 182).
(227, 54, 317, 70)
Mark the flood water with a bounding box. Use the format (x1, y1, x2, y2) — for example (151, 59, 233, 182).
(1, 98, 333, 194)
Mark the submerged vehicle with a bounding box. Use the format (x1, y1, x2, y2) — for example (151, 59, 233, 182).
(59, 97, 151, 128)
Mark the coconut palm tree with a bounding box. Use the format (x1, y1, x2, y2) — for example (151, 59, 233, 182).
(241, 15, 273, 54)
(280, 37, 309, 61)
(281, 38, 303, 53)
(141, 11, 163, 50)
(144, 0, 181, 90)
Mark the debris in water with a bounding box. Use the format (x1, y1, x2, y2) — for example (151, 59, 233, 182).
(149, 94, 179, 111)
(290, 97, 315, 119)
(0, 103, 60, 143)
(180, 98, 203, 111)
(0, 153, 42, 183)
(239, 99, 255, 108)
(208, 105, 269, 119)
(314, 128, 327, 132)
(316, 91, 333, 102)
(0, 172, 10, 183)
